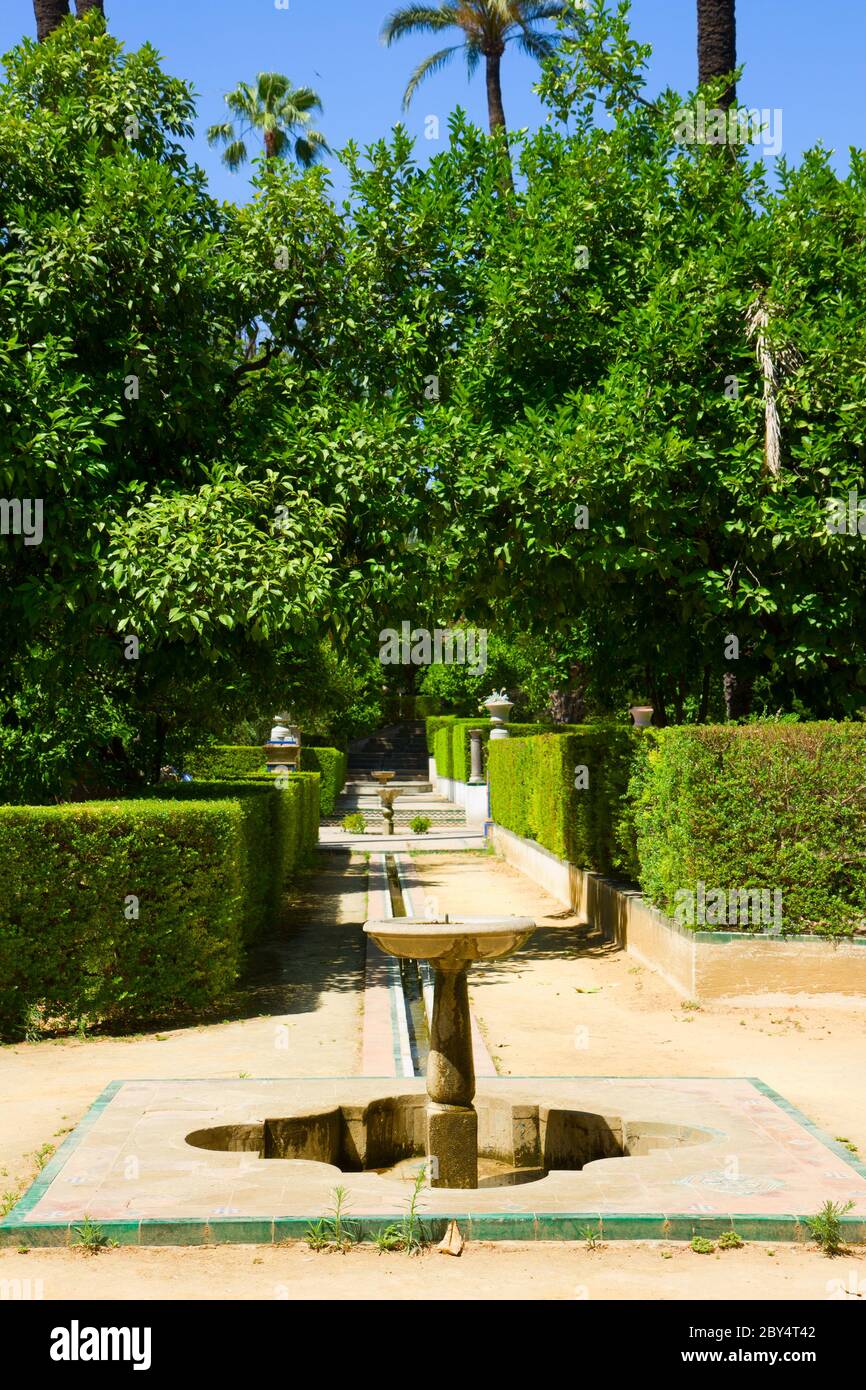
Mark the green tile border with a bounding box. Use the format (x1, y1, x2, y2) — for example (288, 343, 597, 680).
(2, 1076, 865, 1247)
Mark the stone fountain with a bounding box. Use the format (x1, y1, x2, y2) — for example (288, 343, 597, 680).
(364, 915, 536, 1187)
(371, 770, 401, 835)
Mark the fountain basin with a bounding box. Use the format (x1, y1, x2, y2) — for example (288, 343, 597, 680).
(364, 916, 535, 966)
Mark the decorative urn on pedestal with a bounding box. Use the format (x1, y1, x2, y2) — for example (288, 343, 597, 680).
(483, 690, 514, 741)
(263, 715, 302, 775)
(629, 706, 654, 728)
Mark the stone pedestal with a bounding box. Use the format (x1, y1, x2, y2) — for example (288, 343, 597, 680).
(426, 1104, 478, 1189)
(468, 728, 485, 786)
(427, 964, 477, 1187)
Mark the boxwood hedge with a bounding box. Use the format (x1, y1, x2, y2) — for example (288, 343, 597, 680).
(184, 745, 345, 815)
(0, 775, 321, 1037)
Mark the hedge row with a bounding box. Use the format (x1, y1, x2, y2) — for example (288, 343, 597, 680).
(0, 776, 320, 1037)
(489, 727, 640, 875)
(185, 745, 346, 815)
(430, 719, 559, 782)
(489, 723, 866, 937)
(630, 724, 866, 938)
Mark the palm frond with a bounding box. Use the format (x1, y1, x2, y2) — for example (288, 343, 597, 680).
(206, 121, 236, 147)
(516, 1, 570, 23)
(382, 3, 459, 46)
(510, 27, 559, 63)
(403, 44, 461, 108)
(294, 133, 328, 167)
(222, 139, 249, 172)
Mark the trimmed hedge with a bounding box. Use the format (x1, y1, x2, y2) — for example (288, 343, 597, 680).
(184, 745, 345, 816)
(431, 718, 577, 784)
(0, 799, 245, 1035)
(631, 724, 866, 937)
(185, 745, 264, 780)
(489, 727, 641, 875)
(144, 775, 319, 939)
(0, 774, 321, 1037)
(299, 747, 347, 816)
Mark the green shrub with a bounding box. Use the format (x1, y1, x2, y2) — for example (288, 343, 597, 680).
(185, 744, 342, 817)
(489, 726, 641, 874)
(300, 747, 347, 816)
(425, 716, 458, 756)
(0, 800, 246, 1036)
(631, 723, 866, 937)
(410, 816, 431, 835)
(341, 813, 366, 834)
(185, 745, 265, 779)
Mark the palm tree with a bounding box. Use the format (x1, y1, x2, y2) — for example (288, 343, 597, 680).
(34, 0, 69, 41)
(697, 0, 737, 107)
(34, 0, 103, 40)
(381, 1, 568, 134)
(207, 73, 328, 171)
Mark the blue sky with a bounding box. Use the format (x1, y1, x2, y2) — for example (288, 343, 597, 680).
(2, 0, 864, 204)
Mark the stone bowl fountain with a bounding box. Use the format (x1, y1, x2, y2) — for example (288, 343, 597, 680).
(364, 916, 536, 1187)
(370, 771, 400, 834)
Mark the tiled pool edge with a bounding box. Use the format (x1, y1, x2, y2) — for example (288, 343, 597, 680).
(3, 1076, 865, 1248)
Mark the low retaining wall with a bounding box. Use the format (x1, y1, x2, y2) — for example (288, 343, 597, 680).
(429, 760, 489, 823)
(490, 824, 866, 1004)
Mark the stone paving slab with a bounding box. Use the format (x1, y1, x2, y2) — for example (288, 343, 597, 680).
(3, 1077, 865, 1246)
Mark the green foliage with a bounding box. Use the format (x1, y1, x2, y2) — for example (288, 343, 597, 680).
(807, 1200, 855, 1257)
(341, 812, 366, 834)
(631, 724, 866, 936)
(299, 747, 348, 816)
(0, 775, 319, 1037)
(186, 747, 265, 780)
(690, 1236, 716, 1255)
(409, 816, 431, 835)
(0, 799, 246, 1036)
(489, 727, 640, 873)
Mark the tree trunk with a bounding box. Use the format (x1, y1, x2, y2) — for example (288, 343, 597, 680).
(74, 0, 104, 15)
(484, 50, 508, 133)
(697, 0, 737, 107)
(264, 128, 278, 159)
(34, 0, 70, 41)
(723, 670, 752, 721)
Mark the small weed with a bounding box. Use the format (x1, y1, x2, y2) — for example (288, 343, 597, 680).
(691, 1236, 716, 1254)
(808, 1199, 855, 1257)
(29, 1144, 55, 1173)
(305, 1185, 357, 1253)
(681, 1000, 702, 1012)
(375, 1164, 429, 1255)
(718, 1230, 744, 1250)
(73, 1217, 116, 1255)
(341, 813, 366, 835)
(835, 1137, 859, 1155)
(1, 1187, 24, 1218)
(409, 816, 431, 835)
(581, 1223, 603, 1251)
(660, 1249, 673, 1259)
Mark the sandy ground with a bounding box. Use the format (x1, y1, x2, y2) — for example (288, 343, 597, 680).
(1, 1240, 862, 1302)
(413, 853, 866, 1160)
(1, 847, 863, 1302)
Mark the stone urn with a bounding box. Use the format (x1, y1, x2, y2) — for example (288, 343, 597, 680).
(629, 706, 654, 728)
(483, 690, 514, 741)
(263, 715, 301, 774)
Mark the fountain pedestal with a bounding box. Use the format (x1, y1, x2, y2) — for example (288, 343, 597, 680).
(363, 916, 536, 1188)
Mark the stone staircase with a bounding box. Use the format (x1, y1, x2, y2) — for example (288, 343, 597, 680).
(328, 722, 467, 831)
(346, 721, 429, 779)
